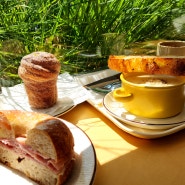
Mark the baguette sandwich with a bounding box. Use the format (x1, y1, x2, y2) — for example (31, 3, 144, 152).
(108, 55, 185, 76)
(0, 110, 75, 185)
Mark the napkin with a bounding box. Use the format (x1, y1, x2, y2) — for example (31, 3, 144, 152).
(0, 73, 89, 116)
(75, 69, 118, 86)
(74, 69, 119, 105)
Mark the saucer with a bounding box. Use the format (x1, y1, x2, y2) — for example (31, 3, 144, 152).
(102, 114, 185, 139)
(103, 91, 185, 130)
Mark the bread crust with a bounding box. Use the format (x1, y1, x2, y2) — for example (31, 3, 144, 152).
(23, 80, 58, 108)
(18, 51, 61, 82)
(0, 112, 14, 139)
(26, 118, 74, 162)
(108, 55, 185, 76)
(0, 110, 75, 185)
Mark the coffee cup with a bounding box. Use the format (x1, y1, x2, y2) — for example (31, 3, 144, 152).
(157, 40, 185, 56)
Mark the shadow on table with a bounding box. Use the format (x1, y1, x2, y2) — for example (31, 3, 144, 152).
(94, 129, 185, 185)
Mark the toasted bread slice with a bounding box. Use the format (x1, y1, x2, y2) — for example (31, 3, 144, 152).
(108, 55, 185, 76)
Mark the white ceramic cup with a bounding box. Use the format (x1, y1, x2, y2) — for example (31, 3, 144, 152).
(157, 40, 185, 56)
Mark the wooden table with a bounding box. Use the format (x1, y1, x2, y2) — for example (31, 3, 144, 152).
(60, 101, 185, 185)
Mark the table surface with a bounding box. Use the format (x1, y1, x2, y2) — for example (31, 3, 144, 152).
(60, 101, 185, 185)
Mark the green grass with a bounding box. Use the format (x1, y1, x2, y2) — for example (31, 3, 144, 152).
(0, 0, 185, 86)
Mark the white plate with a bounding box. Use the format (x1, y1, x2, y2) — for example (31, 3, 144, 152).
(55, 105, 76, 117)
(0, 119, 96, 185)
(103, 91, 185, 130)
(31, 98, 76, 117)
(1, 83, 76, 117)
(104, 114, 185, 139)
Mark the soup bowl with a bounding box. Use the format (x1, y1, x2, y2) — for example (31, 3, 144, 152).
(113, 74, 185, 118)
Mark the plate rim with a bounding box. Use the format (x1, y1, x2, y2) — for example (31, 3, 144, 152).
(61, 119, 97, 185)
(55, 104, 76, 117)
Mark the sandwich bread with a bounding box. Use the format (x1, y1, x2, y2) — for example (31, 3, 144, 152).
(0, 110, 75, 185)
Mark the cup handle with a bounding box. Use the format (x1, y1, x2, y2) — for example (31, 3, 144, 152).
(113, 87, 132, 98)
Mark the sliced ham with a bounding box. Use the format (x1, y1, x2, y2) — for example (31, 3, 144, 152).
(0, 137, 70, 173)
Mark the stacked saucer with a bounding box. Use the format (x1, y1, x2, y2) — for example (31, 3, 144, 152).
(103, 91, 185, 139)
